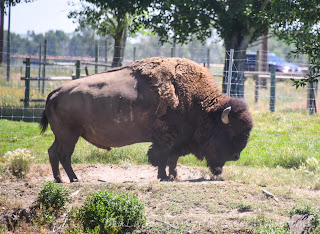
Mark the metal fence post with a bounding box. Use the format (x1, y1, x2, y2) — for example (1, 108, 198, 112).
(133, 47, 136, 62)
(95, 43, 98, 74)
(171, 47, 175, 57)
(206, 48, 210, 69)
(42, 39, 47, 95)
(38, 43, 42, 92)
(269, 66, 276, 112)
(105, 39, 108, 71)
(254, 50, 260, 105)
(307, 81, 317, 115)
(75, 60, 81, 79)
(24, 58, 30, 108)
(226, 49, 234, 96)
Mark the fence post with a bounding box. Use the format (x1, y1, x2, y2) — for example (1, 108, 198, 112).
(269, 66, 276, 112)
(41, 39, 47, 95)
(307, 81, 318, 115)
(105, 39, 108, 71)
(171, 47, 175, 57)
(206, 48, 210, 69)
(254, 50, 260, 105)
(24, 58, 31, 108)
(133, 47, 136, 62)
(6, 1, 11, 82)
(75, 60, 81, 79)
(226, 49, 234, 96)
(38, 43, 42, 92)
(95, 43, 98, 74)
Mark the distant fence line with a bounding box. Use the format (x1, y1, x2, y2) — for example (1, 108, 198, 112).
(0, 47, 318, 123)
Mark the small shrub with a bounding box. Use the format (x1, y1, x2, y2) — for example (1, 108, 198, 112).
(77, 190, 146, 233)
(36, 180, 70, 213)
(4, 148, 34, 178)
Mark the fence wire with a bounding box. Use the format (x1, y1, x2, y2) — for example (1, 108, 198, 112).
(0, 47, 319, 163)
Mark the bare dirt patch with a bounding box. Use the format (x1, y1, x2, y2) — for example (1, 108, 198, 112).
(43, 164, 212, 184)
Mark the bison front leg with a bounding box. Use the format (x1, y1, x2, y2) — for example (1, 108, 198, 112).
(167, 155, 179, 181)
(147, 144, 169, 181)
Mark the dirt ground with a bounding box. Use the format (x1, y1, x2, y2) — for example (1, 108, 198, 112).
(1, 164, 320, 233)
(44, 164, 212, 184)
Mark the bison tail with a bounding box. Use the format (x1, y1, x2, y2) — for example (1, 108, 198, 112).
(40, 110, 49, 134)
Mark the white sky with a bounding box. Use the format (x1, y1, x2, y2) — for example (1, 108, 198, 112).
(4, 0, 81, 35)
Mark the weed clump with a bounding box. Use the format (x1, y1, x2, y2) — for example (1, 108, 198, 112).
(36, 180, 71, 212)
(33, 181, 71, 225)
(4, 148, 34, 178)
(300, 157, 320, 173)
(76, 190, 146, 233)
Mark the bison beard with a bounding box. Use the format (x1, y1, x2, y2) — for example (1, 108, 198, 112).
(40, 57, 253, 183)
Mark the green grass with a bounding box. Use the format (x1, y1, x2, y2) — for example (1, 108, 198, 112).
(1, 111, 319, 169)
(234, 112, 320, 168)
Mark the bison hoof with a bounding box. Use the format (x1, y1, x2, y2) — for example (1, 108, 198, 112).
(70, 178, 79, 183)
(170, 175, 180, 182)
(158, 175, 170, 181)
(54, 177, 63, 183)
(211, 167, 223, 176)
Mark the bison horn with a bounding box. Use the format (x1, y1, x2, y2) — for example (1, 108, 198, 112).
(221, 106, 231, 124)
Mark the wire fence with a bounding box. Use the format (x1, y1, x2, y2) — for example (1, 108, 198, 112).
(0, 45, 319, 159)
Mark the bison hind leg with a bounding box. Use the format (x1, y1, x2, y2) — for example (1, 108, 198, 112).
(48, 140, 64, 183)
(49, 133, 79, 183)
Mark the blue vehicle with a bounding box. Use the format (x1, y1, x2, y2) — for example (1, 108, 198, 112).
(245, 52, 302, 73)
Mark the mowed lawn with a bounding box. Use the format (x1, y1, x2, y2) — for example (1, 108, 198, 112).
(1, 111, 319, 169)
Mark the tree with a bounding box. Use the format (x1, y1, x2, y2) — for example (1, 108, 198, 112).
(68, 0, 148, 67)
(0, 0, 35, 63)
(264, 0, 320, 87)
(264, 0, 320, 114)
(136, 0, 270, 97)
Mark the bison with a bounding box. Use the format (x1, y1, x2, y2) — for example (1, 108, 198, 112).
(40, 57, 253, 183)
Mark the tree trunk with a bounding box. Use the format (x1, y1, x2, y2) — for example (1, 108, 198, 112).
(111, 20, 127, 68)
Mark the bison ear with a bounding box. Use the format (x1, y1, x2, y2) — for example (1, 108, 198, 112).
(221, 106, 231, 124)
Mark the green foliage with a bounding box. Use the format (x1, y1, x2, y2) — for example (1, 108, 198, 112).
(265, 0, 320, 88)
(68, 0, 150, 67)
(252, 215, 290, 234)
(36, 181, 71, 212)
(77, 190, 146, 233)
(4, 148, 34, 178)
(141, 0, 269, 45)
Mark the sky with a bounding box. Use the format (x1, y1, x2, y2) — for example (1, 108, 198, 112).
(4, 0, 81, 35)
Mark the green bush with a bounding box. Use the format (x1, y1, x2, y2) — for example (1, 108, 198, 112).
(4, 148, 34, 178)
(36, 180, 71, 212)
(77, 190, 146, 233)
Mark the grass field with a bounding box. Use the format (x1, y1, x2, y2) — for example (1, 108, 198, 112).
(1, 111, 319, 169)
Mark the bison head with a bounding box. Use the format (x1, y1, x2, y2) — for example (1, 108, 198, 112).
(201, 97, 253, 176)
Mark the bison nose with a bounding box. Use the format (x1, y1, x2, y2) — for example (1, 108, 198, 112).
(234, 153, 240, 160)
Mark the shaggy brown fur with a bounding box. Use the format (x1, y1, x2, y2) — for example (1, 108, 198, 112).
(131, 57, 225, 115)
